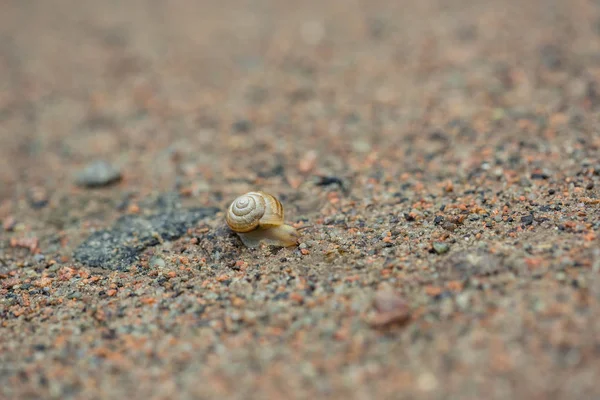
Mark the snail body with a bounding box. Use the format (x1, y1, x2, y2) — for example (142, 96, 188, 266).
(226, 191, 299, 248)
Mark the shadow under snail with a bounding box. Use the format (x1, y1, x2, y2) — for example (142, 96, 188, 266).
(226, 191, 300, 248)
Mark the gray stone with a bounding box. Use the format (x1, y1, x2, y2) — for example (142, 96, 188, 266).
(73, 206, 219, 269)
(75, 160, 122, 188)
(432, 242, 450, 255)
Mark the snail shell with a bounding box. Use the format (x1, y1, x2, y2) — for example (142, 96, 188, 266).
(226, 191, 284, 233)
(226, 191, 299, 248)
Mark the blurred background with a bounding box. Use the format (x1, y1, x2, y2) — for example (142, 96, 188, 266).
(1, 0, 598, 204)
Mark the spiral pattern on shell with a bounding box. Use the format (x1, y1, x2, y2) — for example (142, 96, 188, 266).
(226, 191, 284, 233)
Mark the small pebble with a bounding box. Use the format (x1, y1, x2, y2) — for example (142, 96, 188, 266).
(232, 119, 252, 133)
(315, 176, 347, 193)
(2, 216, 16, 231)
(75, 160, 122, 188)
(370, 289, 411, 328)
(521, 214, 534, 226)
(48, 264, 60, 272)
(27, 187, 49, 209)
(149, 256, 166, 269)
(443, 222, 457, 232)
(432, 242, 450, 255)
(531, 172, 550, 180)
(69, 291, 82, 300)
(298, 150, 318, 173)
(455, 292, 471, 310)
(352, 140, 371, 153)
(519, 178, 532, 187)
(539, 43, 564, 70)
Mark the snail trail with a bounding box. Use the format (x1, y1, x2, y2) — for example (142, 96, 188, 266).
(73, 206, 219, 270)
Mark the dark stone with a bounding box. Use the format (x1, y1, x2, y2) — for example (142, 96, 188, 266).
(73, 206, 219, 269)
(429, 131, 449, 142)
(101, 329, 118, 340)
(434, 290, 454, 301)
(587, 81, 600, 109)
(367, 17, 387, 40)
(539, 44, 564, 70)
(273, 292, 289, 301)
(232, 119, 252, 133)
(257, 163, 285, 178)
(33, 344, 46, 352)
(521, 214, 534, 226)
(27, 187, 49, 209)
(288, 87, 314, 103)
(456, 24, 477, 42)
(531, 172, 550, 180)
(315, 175, 349, 194)
(315, 175, 344, 187)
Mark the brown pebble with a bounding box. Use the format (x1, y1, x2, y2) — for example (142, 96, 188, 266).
(9, 237, 39, 253)
(425, 286, 443, 296)
(290, 292, 304, 303)
(442, 222, 457, 232)
(370, 289, 411, 328)
(2, 215, 16, 231)
(298, 150, 318, 173)
(444, 181, 454, 192)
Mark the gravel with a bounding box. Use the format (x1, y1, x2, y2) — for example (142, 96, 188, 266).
(1, 1, 600, 399)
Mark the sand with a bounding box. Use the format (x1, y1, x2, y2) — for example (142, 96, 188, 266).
(1, 0, 600, 399)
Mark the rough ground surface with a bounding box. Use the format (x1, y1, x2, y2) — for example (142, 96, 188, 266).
(1, 0, 600, 399)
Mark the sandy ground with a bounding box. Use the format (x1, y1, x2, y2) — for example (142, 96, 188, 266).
(1, 0, 600, 399)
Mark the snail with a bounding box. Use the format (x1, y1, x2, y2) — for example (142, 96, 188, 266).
(226, 191, 300, 248)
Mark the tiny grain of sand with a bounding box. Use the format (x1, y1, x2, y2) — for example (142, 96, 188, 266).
(1, 0, 600, 399)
